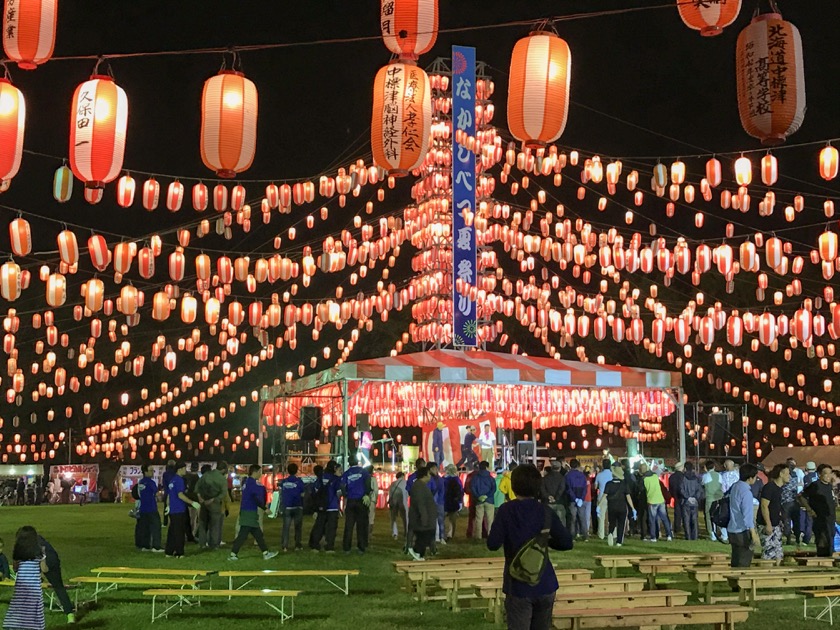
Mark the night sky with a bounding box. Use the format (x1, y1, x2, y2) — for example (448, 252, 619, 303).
(1, 1, 839, 462)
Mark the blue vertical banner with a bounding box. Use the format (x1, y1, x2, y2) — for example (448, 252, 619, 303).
(451, 45, 477, 346)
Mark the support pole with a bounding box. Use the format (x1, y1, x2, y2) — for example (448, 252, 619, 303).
(677, 388, 687, 463)
(257, 401, 265, 466)
(341, 379, 349, 470)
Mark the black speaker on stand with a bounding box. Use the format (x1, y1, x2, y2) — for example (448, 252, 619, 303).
(300, 406, 322, 441)
(709, 412, 730, 452)
(356, 413, 370, 433)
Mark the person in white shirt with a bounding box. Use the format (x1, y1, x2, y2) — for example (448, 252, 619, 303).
(594, 460, 613, 539)
(476, 423, 496, 466)
(720, 459, 739, 494)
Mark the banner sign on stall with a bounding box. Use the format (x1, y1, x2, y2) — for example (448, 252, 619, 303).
(48, 464, 98, 503)
(452, 45, 477, 346)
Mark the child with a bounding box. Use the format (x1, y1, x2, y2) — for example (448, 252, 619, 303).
(0, 538, 11, 581)
(229, 465, 278, 561)
(4, 527, 46, 630)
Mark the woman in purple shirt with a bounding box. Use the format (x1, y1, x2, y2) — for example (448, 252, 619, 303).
(488, 464, 573, 630)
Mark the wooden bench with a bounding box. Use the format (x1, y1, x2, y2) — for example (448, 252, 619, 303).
(91, 566, 218, 580)
(795, 557, 837, 568)
(552, 605, 751, 630)
(393, 557, 504, 589)
(144, 588, 300, 624)
(553, 589, 690, 611)
(70, 576, 205, 605)
(595, 553, 727, 578)
(474, 578, 647, 624)
(416, 567, 592, 608)
(800, 588, 840, 625)
(726, 571, 840, 606)
(219, 569, 358, 596)
(687, 565, 829, 603)
(631, 558, 730, 589)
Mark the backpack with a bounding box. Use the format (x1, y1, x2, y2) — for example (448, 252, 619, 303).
(709, 491, 731, 528)
(508, 506, 553, 586)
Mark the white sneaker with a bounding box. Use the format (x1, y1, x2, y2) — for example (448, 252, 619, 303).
(607, 533, 614, 547)
(616, 543, 623, 547)
(407, 548, 423, 561)
(228, 553, 238, 561)
(439, 539, 447, 546)
(263, 551, 279, 560)
(667, 536, 673, 542)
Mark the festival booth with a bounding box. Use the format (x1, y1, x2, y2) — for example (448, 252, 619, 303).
(0, 464, 43, 505)
(115, 465, 167, 503)
(47, 464, 99, 504)
(261, 349, 684, 505)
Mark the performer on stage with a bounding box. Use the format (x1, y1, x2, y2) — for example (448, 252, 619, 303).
(357, 430, 373, 468)
(477, 423, 496, 467)
(456, 425, 479, 471)
(432, 422, 446, 467)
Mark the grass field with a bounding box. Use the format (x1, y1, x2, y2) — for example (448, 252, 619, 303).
(0, 503, 824, 629)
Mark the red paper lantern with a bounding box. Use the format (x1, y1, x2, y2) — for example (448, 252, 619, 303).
(142, 177, 160, 211)
(116, 173, 135, 207)
(87, 234, 110, 271)
(45, 272, 65, 307)
(507, 31, 571, 148)
(678, 0, 741, 37)
(57, 229, 78, 266)
(379, 0, 438, 61)
(200, 70, 258, 178)
(192, 182, 208, 211)
(2, 0, 57, 69)
(138, 246, 155, 279)
(0, 77, 25, 182)
(0, 261, 20, 301)
(8, 217, 30, 256)
(166, 180, 184, 212)
(820, 146, 838, 181)
(168, 249, 185, 282)
(69, 75, 129, 188)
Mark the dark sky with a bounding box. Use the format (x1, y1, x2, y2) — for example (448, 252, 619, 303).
(1, 1, 839, 461)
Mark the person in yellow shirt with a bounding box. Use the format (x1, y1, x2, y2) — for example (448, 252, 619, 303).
(497, 463, 517, 502)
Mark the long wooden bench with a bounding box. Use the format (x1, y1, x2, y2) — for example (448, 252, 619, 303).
(393, 557, 504, 589)
(552, 605, 751, 630)
(417, 567, 590, 603)
(800, 588, 840, 625)
(70, 576, 205, 605)
(794, 556, 837, 568)
(687, 565, 827, 603)
(474, 578, 647, 624)
(631, 558, 729, 589)
(553, 589, 690, 611)
(726, 570, 840, 606)
(91, 566, 218, 580)
(595, 553, 728, 578)
(144, 588, 300, 624)
(219, 569, 359, 596)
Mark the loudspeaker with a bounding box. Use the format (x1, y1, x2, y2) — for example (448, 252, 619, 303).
(629, 414, 640, 433)
(300, 406, 322, 441)
(709, 412, 730, 448)
(356, 413, 370, 433)
(516, 441, 535, 463)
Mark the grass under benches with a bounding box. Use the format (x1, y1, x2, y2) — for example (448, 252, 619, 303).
(0, 503, 825, 629)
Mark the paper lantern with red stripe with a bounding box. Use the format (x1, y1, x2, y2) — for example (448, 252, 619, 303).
(168, 248, 185, 282)
(83, 278, 105, 312)
(0, 261, 20, 301)
(507, 31, 571, 148)
(142, 177, 159, 210)
(2, 0, 57, 69)
(151, 291, 171, 321)
(57, 229, 78, 266)
(138, 246, 155, 279)
(192, 182, 208, 211)
(371, 62, 431, 176)
(84, 186, 103, 204)
(736, 13, 805, 145)
(0, 78, 25, 182)
(45, 272, 65, 307)
(166, 180, 184, 212)
(113, 242, 134, 275)
(200, 70, 258, 178)
(116, 174, 135, 207)
(88, 234, 110, 271)
(379, 0, 438, 61)
(678, 0, 741, 37)
(231, 184, 246, 211)
(52, 164, 72, 202)
(213, 184, 228, 211)
(820, 146, 838, 181)
(69, 75, 129, 188)
(9, 217, 30, 256)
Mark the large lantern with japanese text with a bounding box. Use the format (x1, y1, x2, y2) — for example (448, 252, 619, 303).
(736, 13, 805, 145)
(678, 0, 741, 37)
(0, 77, 25, 182)
(2, 0, 57, 70)
(69, 75, 129, 188)
(200, 70, 258, 178)
(507, 31, 571, 148)
(379, 0, 438, 61)
(371, 62, 431, 176)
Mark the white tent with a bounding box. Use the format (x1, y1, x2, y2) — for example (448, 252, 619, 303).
(761, 446, 840, 470)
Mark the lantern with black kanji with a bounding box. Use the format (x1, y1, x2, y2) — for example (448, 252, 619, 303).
(379, 0, 438, 61)
(507, 31, 571, 148)
(69, 74, 129, 188)
(200, 68, 258, 178)
(736, 11, 805, 145)
(2, 0, 57, 70)
(371, 62, 431, 176)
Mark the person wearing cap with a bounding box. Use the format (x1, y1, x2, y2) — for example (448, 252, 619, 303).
(668, 462, 685, 537)
(165, 462, 201, 558)
(800, 461, 819, 546)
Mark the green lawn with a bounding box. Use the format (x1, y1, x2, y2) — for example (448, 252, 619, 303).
(0, 503, 823, 628)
